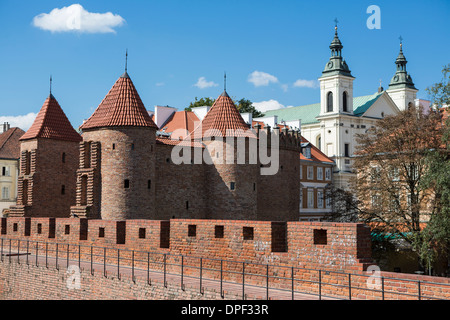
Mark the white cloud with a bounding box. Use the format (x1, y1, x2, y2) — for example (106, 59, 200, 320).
(248, 71, 279, 87)
(155, 82, 165, 87)
(293, 79, 319, 88)
(280, 84, 289, 92)
(194, 77, 218, 89)
(32, 4, 125, 34)
(0, 113, 37, 132)
(253, 100, 293, 113)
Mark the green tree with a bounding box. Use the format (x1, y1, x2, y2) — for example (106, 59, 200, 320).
(414, 64, 450, 275)
(185, 97, 215, 111)
(185, 97, 264, 118)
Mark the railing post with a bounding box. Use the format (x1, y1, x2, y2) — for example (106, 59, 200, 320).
(348, 273, 352, 300)
(9, 239, 11, 263)
(17, 240, 20, 264)
(418, 281, 421, 300)
(90, 246, 93, 275)
(291, 266, 294, 300)
(242, 262, 245, 300)
(266, 264, 269, 300)
(66, 244, 69, 268)
(220, 260, 223, 298)
(117, 249, 120, 280)
(200, 258, 203, 294)
(1, 238, 3, 262)
(56, 243, 59, 270)
(319, 270, 322, 300)
(132, 250, 135, 282)
(35, 242, 38, 266)
(45, 242, 48, 268)
(147, 252, 150, 285)
(26, 240, 29, 265)
(381, 277, 385, 300)
(103, 248, 106, 277)
(164, 254, 167, 288)
(181, 255, 184, 290)
(78, 245, 80, 269)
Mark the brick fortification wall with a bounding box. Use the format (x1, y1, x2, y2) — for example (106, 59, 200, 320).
(1, 217, 449, 300)
(0, 217, 372, 271)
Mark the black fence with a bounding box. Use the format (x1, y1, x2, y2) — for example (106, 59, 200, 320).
(1, 238, 449, 300)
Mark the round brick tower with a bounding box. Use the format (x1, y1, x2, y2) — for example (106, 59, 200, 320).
(79, 71, 158, 220)
(190, 90, 259, 220)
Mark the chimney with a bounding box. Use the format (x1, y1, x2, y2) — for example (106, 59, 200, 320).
(3, 122, 10, 133)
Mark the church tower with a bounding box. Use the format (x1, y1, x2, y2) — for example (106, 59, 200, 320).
(318, 24, 355, 117)
(386, 40, 418, 111)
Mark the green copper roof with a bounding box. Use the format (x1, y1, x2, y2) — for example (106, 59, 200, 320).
(320, 26, 353, 78)
(388, 43, 416, 90)
(263, 92, 383, 124)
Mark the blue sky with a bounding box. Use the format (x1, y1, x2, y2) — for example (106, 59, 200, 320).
(0, 0, 449, 130)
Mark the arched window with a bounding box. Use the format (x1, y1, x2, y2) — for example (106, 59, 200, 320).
(316, 135, 322, 151)
(327, 92, 333, 112)
(343, 91, 348, 112)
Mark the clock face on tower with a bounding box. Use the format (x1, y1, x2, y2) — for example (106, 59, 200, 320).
(327, 61, 333, 69)
(394, 75, 399, 82)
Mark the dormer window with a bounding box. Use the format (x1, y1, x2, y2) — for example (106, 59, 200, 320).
(301, 143, 312, 159)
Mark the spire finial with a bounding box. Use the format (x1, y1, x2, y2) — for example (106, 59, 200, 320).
(224, 71, 227, 92)
(334, 18, 339, 32)
(50, 75, 52, 96)
(399, 36, 403, 49)
(125, 49, 128, 73)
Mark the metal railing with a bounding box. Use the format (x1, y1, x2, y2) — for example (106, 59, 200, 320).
(1, 237, 449, 300)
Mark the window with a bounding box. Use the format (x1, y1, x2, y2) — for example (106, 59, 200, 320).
(61, 185, 65, 195)
(317, 167, 323, 180)
(300, 165, 303, 179)
(307, 189, 315, 208)
(13, 223, 18, 232)
(99, 227, 105, 238)
(186, 201, 189, 210)
(139, 228, 146, 239)
(2, 166, 10, 176)
(325, 190, 332, 209)
(131, 143, 135, 150)
(62, 153, 66, 163)
(314, 229, 327, 245)
(344, 143, 350, 157)
(148, 180, 151, 189)
(343, 92, 348, 112)
(124, 179, 130, 189)
(253, 182, 256, 191)
(230, 182, 235, 191)
(299, 188, 303, 210)
(303, 146, 311, 159)
(243, 227, 254, 240)
(307, 166, 314, 180)
(325, 168, 331, 181)
(317, 189, 324, 208)
(112, 143, 116, 150)
(391, 167, 400, 181)
(188, 225, 196, 237)
(65, 225, 70, 235)
(37, 223, 42, 234)
(327, 92, 333, 112)
(316, 135, 322, 151)
(1, 187, 9, 200)
(215, 225, 224, 239)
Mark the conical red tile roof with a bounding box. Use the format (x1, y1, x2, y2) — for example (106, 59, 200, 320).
(80, 72, 157, 130)
(20, 94, 82, 142)
(189, 91, 255, 139)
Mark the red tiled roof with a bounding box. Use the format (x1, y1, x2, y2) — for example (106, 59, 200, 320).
(156, 136, 204, 148)
(80, 73, 158, 130)
(160, 111, 199, 139)
(20, 95, 82, 142)
(189, 91, 255, 139)
(0, 127, 25, 159)
(300, 136, 334, 164)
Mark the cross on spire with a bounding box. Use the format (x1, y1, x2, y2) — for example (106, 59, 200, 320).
(125, 49, 128, 73)
(224, 72, 227, 92)
(334, 18, 339, 29)
(50, 75, 52, 96)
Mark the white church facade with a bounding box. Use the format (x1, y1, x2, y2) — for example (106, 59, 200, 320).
(263, 26, 429, 190)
